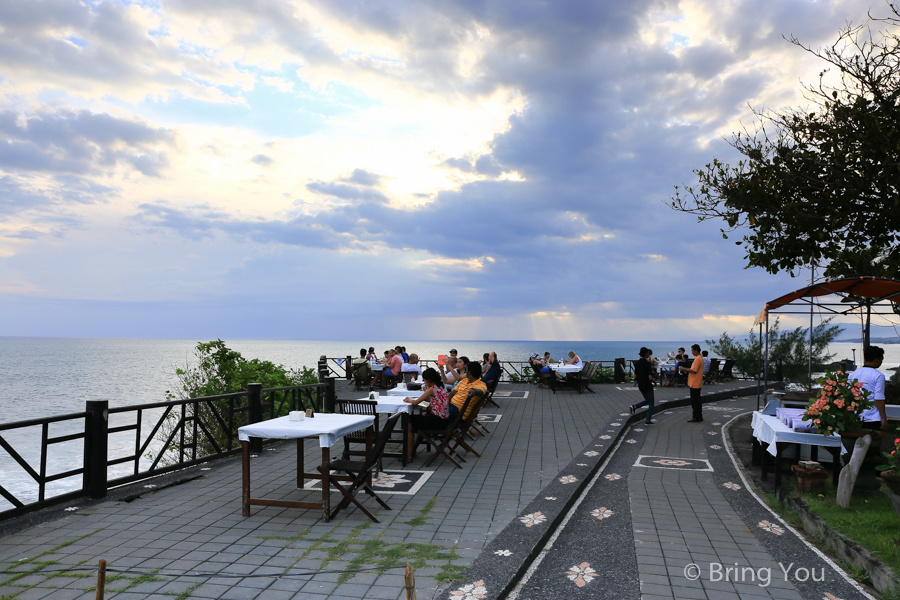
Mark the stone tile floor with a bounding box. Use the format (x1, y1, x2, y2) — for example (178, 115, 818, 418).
(0, 380, 763, 600)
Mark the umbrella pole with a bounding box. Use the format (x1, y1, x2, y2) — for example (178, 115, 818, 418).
(757, 321, 763, 411)
(764, 312, 769, 398)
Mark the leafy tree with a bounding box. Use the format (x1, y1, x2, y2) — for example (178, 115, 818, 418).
(153, 340, 318, 464)
(672, 6, 900, 279)
(707, 317, 843, 389)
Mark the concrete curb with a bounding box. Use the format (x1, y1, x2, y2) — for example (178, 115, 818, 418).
(436, 382, 762, 600)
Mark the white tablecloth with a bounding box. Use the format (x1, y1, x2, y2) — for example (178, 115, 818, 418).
(751, 412, 844, 457)
(358, 395, 414, 414)
(886, 405, 900, 419)
(549, 364, 582, 374)
(238, 414, 375, 447)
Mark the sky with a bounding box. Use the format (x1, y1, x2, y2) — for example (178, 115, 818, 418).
(0, 0, 893, 341)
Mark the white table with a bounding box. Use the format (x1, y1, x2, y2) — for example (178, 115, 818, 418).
(238, 414, 375, 521)
(549, 364, 582, 374)
(750, 412, 844, 487)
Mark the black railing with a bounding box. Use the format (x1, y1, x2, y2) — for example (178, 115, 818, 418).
(0, 380, 333, 522)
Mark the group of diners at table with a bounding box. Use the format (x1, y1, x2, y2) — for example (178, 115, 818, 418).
(237, 345, 505, 523)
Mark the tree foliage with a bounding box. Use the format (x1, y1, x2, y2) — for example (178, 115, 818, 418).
(707, 317, 843, 389)
(672, 6, 900, 278)
(166, 339, 317, 401)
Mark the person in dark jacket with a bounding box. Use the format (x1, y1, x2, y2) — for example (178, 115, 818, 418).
(630, 347, 657, 425)
(481, 351, 502, 383)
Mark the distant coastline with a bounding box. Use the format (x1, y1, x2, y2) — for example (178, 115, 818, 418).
(836, 337, 900, 344)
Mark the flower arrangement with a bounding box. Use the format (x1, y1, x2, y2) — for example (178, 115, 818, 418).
(801, 370, 872, 437)
(877, 433, 900, 474)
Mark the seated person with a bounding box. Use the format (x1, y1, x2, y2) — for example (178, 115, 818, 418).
(365, 346, 377, 361)
(702, 350, 711, 375)
(352, 348, 369, 375)
(453, 357, 471, 388)
(406, 368, 452, 432)
(440, 356, 462, 388)
(448, 362, 487, 420)
(372, 349, 403, 387)
(564, 351, 584, 368)
(402, 353, 422, 378)
(482, 351, 501, 383)
(540, 352, 552, 372)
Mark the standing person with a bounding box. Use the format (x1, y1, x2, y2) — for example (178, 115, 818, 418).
(680, 344, 705, 422)
(850, 345, 887, 430)
(630, 348, 656, 425)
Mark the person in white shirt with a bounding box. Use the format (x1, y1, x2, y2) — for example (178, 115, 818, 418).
(401, 354, 422, 377)
(849, 345, 887, 430)
(564, 351, 584, 368)
(701, 350, 711, 375)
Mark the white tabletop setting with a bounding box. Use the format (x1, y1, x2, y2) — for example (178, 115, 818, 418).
(751, 411, 845, 457)
(549, 363, 582, 374)
(238, 413, 374, 447)
(360, 394, 415, 414)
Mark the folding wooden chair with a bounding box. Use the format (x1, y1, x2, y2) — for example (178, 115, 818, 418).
(575, 362, 596, 394)
(704, 358, 721, 385)
(721, 359, 736, 381)
(352, 363, 372, 390)
(415, 390, 478, 469)
(483, 377, 500, 407)
(335, 399, 381, 468)
(448, 390, 489, 459)
(317, 413, 401, 523)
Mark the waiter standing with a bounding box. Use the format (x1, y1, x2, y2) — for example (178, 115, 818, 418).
(849, 346, 887, 430)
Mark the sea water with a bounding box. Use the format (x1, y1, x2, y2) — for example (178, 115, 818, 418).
(0, 337, 895, 508)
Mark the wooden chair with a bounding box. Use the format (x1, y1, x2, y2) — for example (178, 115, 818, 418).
(448, 390, 489, 459)
(415, 390, 479, 469)
(704, 358, 721, 385)
(317, 413, 401, 523)
(575, 362, 595, 394)
(482, 377, 500, 408)
(335, 399, 380, 467)
(721, 358, 736, 381)
(352, 363, 372, 390)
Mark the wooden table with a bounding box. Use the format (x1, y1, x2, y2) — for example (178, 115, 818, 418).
(238, 414, 375, 521)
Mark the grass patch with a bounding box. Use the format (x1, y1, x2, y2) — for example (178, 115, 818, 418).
(166, 581, 202, 600)
(263, 496, 465, 587)
(793, 485, 900, 573)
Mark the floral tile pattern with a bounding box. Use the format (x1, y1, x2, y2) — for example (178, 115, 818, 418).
(604, 473, 622, 481)
(653, 459, 691, 467)
(494, 549, 512, 557)
(712, 422, 721, 425)
(545, 496, 557, 500)
(565, 562, 597, 587)
(758, 520, 785, 535)
(611, 422, 622, 426)
(625, 439, 637, 444)
(633, 428, 644, 432)
(619, 412, 630, 416)
(583, 451, 599, 457)
(373, 473, 411, 488)
(559, 475, 578, 484)
(450, 580, 487, 599)
(823, 593, 843, 600)
(64, 507, 78, 512)
(577, 463, 587, 466)
(707, 431, 718, 436)
(590, 507, 614, 520)
(520, 511, 547, 527)
(599, 435, 611, 440)
(722, 482, 742, 490)
(709, 445, 722, 450)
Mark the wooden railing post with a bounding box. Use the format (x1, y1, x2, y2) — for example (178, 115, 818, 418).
(345, 355, 353, 380)
(83, 400, 109, 499)
(247, 383, 263, 453)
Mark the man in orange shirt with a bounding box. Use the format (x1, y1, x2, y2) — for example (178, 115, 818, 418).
(679, 344, 705, 422)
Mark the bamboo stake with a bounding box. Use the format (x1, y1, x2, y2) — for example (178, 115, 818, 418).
(404, 562, 417, 600)
(95, 559, 107, 600)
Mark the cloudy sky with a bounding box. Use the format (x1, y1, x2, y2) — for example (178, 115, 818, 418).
(0, 0, 886, 341)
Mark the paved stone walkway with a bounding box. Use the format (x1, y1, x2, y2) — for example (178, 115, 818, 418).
(0, 379, 770, 600)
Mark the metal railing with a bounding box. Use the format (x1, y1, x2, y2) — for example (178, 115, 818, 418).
(0, 380, 333, 522)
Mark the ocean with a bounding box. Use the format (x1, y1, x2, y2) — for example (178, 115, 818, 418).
(0, 337, 896, 508)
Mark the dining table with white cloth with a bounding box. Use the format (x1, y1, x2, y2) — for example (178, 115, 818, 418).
(750, 412, 845, 487)
(238, 413, 375, 521)
(549, 364, 582, 375)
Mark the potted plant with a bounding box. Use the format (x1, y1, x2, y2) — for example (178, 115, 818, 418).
(802, 370, 881, 492)
(877, 431, 900, 495)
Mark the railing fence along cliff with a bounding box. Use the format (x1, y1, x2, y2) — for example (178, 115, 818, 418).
(0, 363, 337, 522)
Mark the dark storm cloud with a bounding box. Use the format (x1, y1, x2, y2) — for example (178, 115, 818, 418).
(0, 109, 174, 176)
